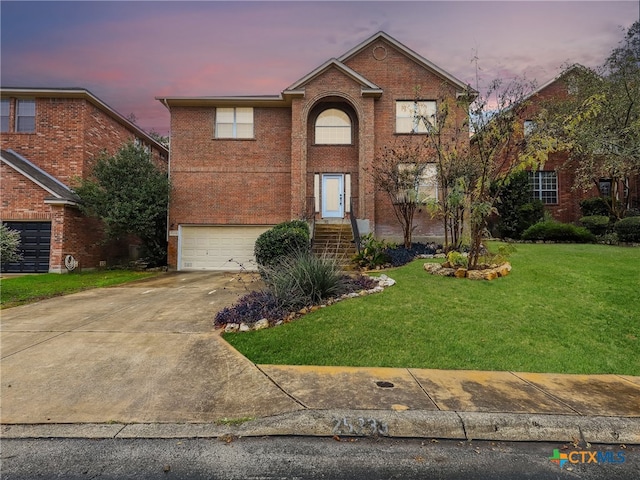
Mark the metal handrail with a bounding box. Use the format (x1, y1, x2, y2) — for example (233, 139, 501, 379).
(349, 198, 361, 254)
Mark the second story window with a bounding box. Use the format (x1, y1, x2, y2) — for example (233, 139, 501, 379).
(396, 100, 436, 134)
(1, 99, 9, 133)
(315, 109, 351, 144)
(215, 107, 253, 139)
(524, 120, 536, 136)
(16, 99, 36, 133)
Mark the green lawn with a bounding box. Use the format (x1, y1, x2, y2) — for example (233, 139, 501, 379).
(225, 243, 640, 375)
(0, 270, 158, 308)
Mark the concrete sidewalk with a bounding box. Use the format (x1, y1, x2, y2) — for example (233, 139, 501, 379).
(2, 272, 639, 443)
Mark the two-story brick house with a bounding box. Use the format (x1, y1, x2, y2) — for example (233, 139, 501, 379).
(516, 66, 639, 223)
(1, 87, 168, 273)
(159, 32, 474, 271)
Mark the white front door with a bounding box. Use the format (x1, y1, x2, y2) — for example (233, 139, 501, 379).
(322, 174, 344, 218)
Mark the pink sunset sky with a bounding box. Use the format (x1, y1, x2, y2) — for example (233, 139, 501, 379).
(2, 1, 638, 135)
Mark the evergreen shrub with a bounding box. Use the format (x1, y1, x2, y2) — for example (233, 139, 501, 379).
(614, 217, 640, 242)
(254, 220, 310, 267)
(579, 215, 611, 236)
(521, 221, 595, 243)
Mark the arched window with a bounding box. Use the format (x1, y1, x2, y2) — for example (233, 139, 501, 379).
(315, 109, 351, 144)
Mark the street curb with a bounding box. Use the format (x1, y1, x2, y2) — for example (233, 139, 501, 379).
(3, 411, 639, 444)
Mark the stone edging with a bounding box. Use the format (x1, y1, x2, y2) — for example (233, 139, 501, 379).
(424, 262, 512, 280)
(224, 274, 396, 333)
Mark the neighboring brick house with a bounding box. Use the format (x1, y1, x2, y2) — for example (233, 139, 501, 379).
(159, 32, 474, 271)
(518, 66, 639, 223)
(1, 87, 168, 273)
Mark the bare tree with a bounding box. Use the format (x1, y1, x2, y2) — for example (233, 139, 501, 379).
(464, 78, 539, 268)
(371, 139, 434, 248)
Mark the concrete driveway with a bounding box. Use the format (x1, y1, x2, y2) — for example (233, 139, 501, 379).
(0, 272, 302, 424)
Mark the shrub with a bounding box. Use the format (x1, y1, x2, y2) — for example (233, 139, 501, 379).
(262, 251, 344, 309)
(340, 274, 379, 292)
(352, 233, 391, 269)
(446, 251, 468, 268)
(215, 270, 379, 327)
(580, 197, 610, 217)
(254, 221, 310, 267)
(273, 220, 310, 235)
(579, 215, 611, 236)
(0, 223, 23, 264)
(214, 290, 287, 327)
(614, 216, 640, 242)
(385, 242, 439, 267)
(492, 171, 545, 239)
(521, 221, 595, 243)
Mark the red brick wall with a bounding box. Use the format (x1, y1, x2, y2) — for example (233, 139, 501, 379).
(167, 106, 292, 267)
(344, 39, 466, 241)
(166, 37, 472, 261)
(306, 99, 360, 213)
(1, 94, 168, 271)
(515, 75, 612, 223)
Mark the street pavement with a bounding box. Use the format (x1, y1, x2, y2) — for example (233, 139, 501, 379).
(1, 272, 639, 444)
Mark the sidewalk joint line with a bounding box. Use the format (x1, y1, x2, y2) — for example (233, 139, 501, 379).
(509, 372, 581, 415)
(407, 368, 440, 410)
(0, 331, 68, 360)
(113, 424, 128, 438)
(255, 365, 308, 410)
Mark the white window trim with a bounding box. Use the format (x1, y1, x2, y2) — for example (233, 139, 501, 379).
(396, 100, 436, 134)
(215, 107, 254, 139)
(0, 98, 10, 133)
(16, 98, 36, 133)
(530, 171, 558, 204)
(315, 108, 352, 145)
(397, 163, 438, 203)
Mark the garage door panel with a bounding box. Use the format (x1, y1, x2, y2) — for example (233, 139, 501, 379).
(1, 221, 51, 273)
(180, 226, 271, 271)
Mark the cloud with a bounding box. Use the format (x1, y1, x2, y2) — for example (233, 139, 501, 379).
(1, 1, 637, 134)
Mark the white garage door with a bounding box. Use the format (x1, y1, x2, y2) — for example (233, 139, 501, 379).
(180, 226, 272, 271)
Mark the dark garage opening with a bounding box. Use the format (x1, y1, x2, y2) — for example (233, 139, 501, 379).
(1, 221, 51, 273)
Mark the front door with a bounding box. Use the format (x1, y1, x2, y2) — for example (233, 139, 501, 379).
(321, 174, 344, 218)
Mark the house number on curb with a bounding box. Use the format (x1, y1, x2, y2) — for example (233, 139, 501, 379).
(332, 417, 389, 436)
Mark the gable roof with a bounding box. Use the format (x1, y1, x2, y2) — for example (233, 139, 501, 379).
(283, 58, 383, 97)
(0, 149, 80, 206)
(339, 31, 476, 95)
(158, 31, 476, 108)
(521, 64, 591, 104)
(0, 87, 168, 155)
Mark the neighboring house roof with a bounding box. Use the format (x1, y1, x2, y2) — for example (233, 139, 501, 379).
(0, 149, 81, 206)
(0, 87, 168, 155)
(283, 58, 383, 97)
(338, 31, 477, 96)
(521, 64, 590, 104)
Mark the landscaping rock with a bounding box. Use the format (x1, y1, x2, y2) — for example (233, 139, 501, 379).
(496, 263, 512, 277)
(482, 270, 498, 281)
(423, 263, 442, 273)
(224, 323, 240, 333)
(466, 270, 484, 280)
(436, 268, 456, 277)
(254, 319, 269, 330)
(239, 323, 251, 332)
(454, 268, 468, 278)
(378, 274, 396, 287)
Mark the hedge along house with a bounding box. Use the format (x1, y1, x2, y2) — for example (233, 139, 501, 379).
(1, 87, 168, 273)
(158, 32, 474, 271)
